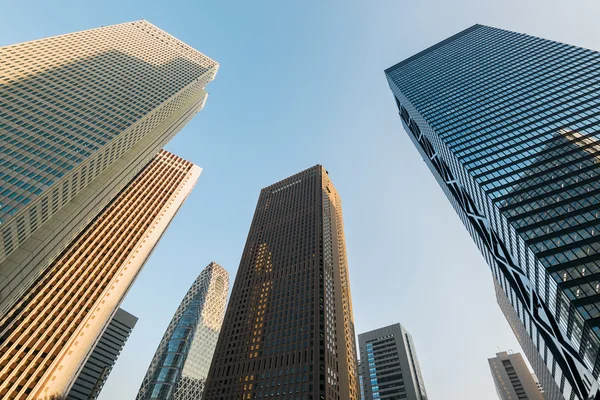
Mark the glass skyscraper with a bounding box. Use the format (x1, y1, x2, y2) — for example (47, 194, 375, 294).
(386, 25, 600, 400)
(202, 165, 360, 400)
(137, 262, 229, 400)
(0, 20, 218, 318)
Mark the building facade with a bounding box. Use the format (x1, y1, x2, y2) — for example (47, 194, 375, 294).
(202, 165, 360, 400)
(68, 308, 138, 400)
(385, 24, 600, 399)
(495, 281, 563, 399)
(489, 351, 544, 400)
(0, 150, 201, 399)
(0, 20, 218, 318)
(358, 324, 427, 400)
(137, 262, 229, 400)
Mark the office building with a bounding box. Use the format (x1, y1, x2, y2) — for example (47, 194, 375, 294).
(358, 360, 365, 400)
(489, 351, 544, 400)
(495, 281, 562, 399)
(137, 262, 229, 400)
(68, 308, 138, 400)
(0, 150, 201, 399)
(202, 165, 360, 400)
(358, 324, 427, 400)
(385, 24, 600, 399)
(0, 20, 218, 317)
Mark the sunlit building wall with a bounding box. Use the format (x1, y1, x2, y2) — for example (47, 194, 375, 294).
(68, 308, 138, 400)
(0, 150, 201, 399)
(0, 20, 218, 317)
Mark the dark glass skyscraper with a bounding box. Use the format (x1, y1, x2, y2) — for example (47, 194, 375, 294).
(386, 25, 600, 400)
(203, 165, 359, 400)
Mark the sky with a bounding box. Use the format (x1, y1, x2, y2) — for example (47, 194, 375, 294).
(2, 0, 600, 399)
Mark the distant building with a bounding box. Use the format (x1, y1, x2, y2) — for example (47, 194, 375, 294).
(358, 323, 427, 400)
(489, 351, 544, 400)
(137, 262, 229, 400)
(68, 308, 138, 400)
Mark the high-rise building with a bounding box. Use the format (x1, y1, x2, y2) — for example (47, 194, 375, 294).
(0, 150, 201, 399)
(488, 351, 544, 400)
(0, 20, 218, 317)
(202, 165, 360, 400)
(137, 262, 229, 400)
(358, 360, 365, 400)
(494, 281, 563, 399)
(358, 324, 427, 400)
(68, 308, 138, 400)
(385, 24, 600, 400)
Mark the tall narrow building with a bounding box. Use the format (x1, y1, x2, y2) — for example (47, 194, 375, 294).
(0, 20, 218, 317)
(488, 351, 544, 400)
(385, 24, 600, 400)
(137, 262, 229, 400)
(0, 150, 201, 399)
(358, 323, 428, 400)
(203, 165, 360, 400)
(68, 308, 138, 400)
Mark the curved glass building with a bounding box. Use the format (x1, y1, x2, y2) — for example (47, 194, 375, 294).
(137, 262, 229, 400)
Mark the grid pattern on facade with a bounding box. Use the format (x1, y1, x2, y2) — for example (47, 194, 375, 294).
(137, 262, 229, 400)
(0, 20, 217, 319)
(358, 324, 427, 400)
(488, 350, 545, 400)
(0, 150, 199, 400)
(203, 165, 359, 400)
(0, 19, 216, 245)
(494, 282, 563, 400)
(386, 24, 600, 399)
(68, 308, 138, 400)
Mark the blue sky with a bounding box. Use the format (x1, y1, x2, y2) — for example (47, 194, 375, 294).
(3, 1, 600, 399)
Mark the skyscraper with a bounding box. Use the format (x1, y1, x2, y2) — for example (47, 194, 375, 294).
(0, 20, 218, 317)
(68, 308, 138, 400)
(137, 262, 229, 400)
(488, 351, 544, 400)
(495, 280, 563, 399)
(358, 323, 427, 400)
(0, 150, 201, 399)
(385, 24, 600, 400)
(202, 165, 360, 400)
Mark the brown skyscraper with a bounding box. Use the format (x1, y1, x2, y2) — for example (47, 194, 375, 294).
(203, 165, 359, 400)
(0, 150, 201, 399)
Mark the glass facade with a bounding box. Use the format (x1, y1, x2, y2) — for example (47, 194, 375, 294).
(137, 262, 229, 400)
(386, 24, 600, 399)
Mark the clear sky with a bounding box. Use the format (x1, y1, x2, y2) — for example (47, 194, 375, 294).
(2, 1, 600, 399)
